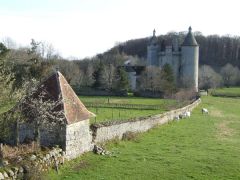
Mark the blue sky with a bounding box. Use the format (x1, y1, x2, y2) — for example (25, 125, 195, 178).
(0, 0, 239, 58)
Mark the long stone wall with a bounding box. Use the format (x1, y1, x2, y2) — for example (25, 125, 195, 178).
(91, 98, 201, 143)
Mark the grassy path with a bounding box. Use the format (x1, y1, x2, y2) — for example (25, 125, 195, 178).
(46, 96, 240, 179)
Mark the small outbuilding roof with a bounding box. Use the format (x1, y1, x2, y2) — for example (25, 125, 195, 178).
(182, 26, 198, 46)
(39, 71, 95, 124)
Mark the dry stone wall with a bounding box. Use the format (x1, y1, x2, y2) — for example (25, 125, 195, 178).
(0, 148, 64, 180)
(91, 99, 201, 143)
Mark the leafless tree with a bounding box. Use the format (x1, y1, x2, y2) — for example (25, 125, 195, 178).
(83, 64, 95, 87)
(100, 64, 116, 90)
(138, 66, 162, 91)
(39, 41, 57, 60)
(2, 37, 17, 49)
(199, 65, 222, 90)
(220, 63, 240, 87)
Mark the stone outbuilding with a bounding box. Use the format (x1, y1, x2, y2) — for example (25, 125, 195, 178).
(18, 71, 95, 159)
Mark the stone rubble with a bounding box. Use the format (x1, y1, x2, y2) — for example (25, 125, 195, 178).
(0, 147, 65, 179)
(93, 145, 111, 156)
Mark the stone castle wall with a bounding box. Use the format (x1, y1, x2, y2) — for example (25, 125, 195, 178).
(91, 98, 201, 143)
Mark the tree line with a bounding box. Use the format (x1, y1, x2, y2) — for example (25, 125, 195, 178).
(1, 30, 240, 103)
(114, 31, 240, 68)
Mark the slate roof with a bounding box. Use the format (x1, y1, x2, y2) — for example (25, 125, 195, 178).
(182, 26, 198, 46)
(39, 71, 95, 124)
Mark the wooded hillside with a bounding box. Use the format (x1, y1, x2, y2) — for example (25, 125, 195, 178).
(111, 32, 240, 68)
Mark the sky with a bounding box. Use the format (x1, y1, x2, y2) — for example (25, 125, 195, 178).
(0, 0, 239, 59)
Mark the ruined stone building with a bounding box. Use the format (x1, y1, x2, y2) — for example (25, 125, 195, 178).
(125, 27, 199, 92)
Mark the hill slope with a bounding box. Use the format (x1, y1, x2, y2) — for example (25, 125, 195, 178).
(110, 32, 240, 68)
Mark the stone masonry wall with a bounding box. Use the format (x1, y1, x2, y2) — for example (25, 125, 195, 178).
(18, 123, 35, 143)
(91, 98, 201, 143)
(18, 123, 65, 147)
(65, 119, 93, 159)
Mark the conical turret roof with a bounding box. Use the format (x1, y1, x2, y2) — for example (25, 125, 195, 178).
(182, 26, 198, 46)
(148, 29, 158, 46)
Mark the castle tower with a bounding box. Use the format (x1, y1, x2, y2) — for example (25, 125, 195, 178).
(181, 26, 199, 92)
(147, 29, 159, 66)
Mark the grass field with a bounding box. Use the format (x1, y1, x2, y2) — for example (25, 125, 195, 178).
(0, 96, 177, 124)
(47, 95, 240, 179)
(211, 87, 240, 97)
(79, 96, 175, 105)
(79, 96, 178, 124)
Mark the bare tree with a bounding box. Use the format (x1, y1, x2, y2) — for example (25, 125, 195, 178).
(83, 64, 95, 87)
(2, 37, 16, 49)
(100, 64, 115, 90)
(199, 65, 222, 90)
(138, 66, 162, 91)
(40, 42, 56, 60)
(70, 67, 84, 87)
(220, 63, 240, 87)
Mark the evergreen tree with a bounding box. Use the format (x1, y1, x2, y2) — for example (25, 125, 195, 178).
(93, 61, 105, 89)
(0, 43, 14, 105)
(161, 64, 175, 93)
(114, 67, 129, 91)
(162, 64, 174, 82)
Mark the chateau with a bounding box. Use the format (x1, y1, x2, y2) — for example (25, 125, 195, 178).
(125, 27, 199, 92)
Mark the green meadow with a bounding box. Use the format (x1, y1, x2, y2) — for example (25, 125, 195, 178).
(211, 87, 240, 97)
(47, 93, 240, 179)
(79, 96, 178, 124)
(1, 91, 240, 179)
